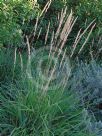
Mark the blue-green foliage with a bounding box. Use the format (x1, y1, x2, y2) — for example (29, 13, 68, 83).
(70, 61, 102, 120)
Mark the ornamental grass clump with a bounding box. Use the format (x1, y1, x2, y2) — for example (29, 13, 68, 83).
(0, 7, 97, 136)
(0, 49, 94, 135)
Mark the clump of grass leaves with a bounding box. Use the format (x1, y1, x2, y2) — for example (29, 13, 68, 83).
(0, 80, 94, 136)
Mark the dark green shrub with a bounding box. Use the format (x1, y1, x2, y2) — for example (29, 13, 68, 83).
(76, 0, 102, 30)
(0, 0, 40, 48)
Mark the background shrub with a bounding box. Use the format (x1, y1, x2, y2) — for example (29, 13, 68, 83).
(0, 0, 40, 48)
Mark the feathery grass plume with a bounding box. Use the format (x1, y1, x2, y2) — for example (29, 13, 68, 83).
(70, 20, 96, 58)
(28, 6, 95, 60)
(26, 7, 95, 94)
(90, 36, 102, 60)
(26, 9, 75, 94)
(39, 0, 52, 17)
